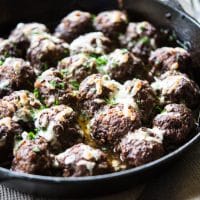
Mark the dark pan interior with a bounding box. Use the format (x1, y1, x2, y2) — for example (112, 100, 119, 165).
(0, 0, 199, 198)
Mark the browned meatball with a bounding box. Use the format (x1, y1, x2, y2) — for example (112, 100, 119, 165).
(57, 53, 97, 83)
(119, 21, 159, 61)
(9, 23, 49, 54)
(99, 49, 149, 82)
(0, 39, 23, 61)
(79, 74, 120, 117)
(27, 33, 69, 75)
(118, 127, 164, 167)
(55, 10, 93, 43)
(0, 117, 23, 164)
(0, 90, 42, 123)
(11, 137, 52, 175)
(94, 10, 128, 38)
(34, 68, 77, 107)
(151, 71, 200, 108)
(124, 79, 158, 123)
(149, 47, 191, 76)
(90, 104, 141, 146)
(153, 104, 195, 146)
(55, 143, 110, 177)
(70, 32, 112, 55)
(34, 105, 83, 153)
(0, 57, 36, 97)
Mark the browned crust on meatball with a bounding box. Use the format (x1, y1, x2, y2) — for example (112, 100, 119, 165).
(124, 79, 158, 123)
(118, 127, 164, 167)
(11, 137, 52, 175)
(9, 22, 49, 54)
(57, 54, 98, 83)
(70, 32, 113, 55)
(35, 105, 83, 153)
(0, 58, 36, 97)
(34, 68, 77, 107)
(94, 10, 128, 38)
(55, 143, 110, 177)
(27, 33, 69, 75)
(149, 47, 191, 76)
(119, 21, 159, 61)
(90, 104, 141, 146)
(153, 104, 195, 146)
(55, 10, 93, 43)
(0, 117, 23, 164)
(151, 71, 200, 108)
(0, 39, 23, 60)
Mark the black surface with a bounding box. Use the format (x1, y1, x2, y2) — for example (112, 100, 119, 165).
(0, 0, 200, 198)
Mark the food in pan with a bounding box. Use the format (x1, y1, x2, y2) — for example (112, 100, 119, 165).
(0, 9, 199, 177)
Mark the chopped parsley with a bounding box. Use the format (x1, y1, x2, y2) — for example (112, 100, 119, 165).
(104, 97, 117, 106)
(28, 131, 36, 140)
(138, 36, 150, 45)
(69, 80, 80, 90)
(42, 63, 49, 71)
(60, 68, 69, 76)
(91, 14, 96, 21)
(54, 99, 60, 105)
(50, 80, 65, 89)
(34, 88, 40, 99)
(58, 82, 65, 89)
(0, 60, 4, 66)
(95, 56, 108, 66)
(154, 105, 163, 113)
(50, 80, 57, 88)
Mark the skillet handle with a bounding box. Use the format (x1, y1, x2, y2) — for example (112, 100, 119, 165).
(160, 0, 185, 12)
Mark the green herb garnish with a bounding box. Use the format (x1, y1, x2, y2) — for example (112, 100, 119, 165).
(154, 105, 163, 113)
(138, 36, 150, 45)
(0, 60, 4, 66)
(54, 99, 60, 105)
(104, 97, 117, 106)
(95, 56, 108, 66)
(28, 131, 36, 140)
(34, 88, 40, 99)
(60, 68, 69, 76)
(69, 80, 80, 90)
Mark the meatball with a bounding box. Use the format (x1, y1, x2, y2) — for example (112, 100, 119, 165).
(119, 21, 159, 61)
(79, 74, 120, 117)
(149, 47, 191, 76)
(0, 117, 23, 164)
(34, 68, 77, 107)
(100, 49, 148, 82)
(55, 143, 110, 177)
(0, 39, 23, 61)
(151, 71, 200, 108)
(9, 22, 49, 54)
(55, 10, 93, 43)
(57, 53, 97, 83)
(90, 104, 141, 146)
(34, 105, 83, 153)
(11, 137, 52, 175)
(94, 10, 128, 38)
(27, 33, 69, 75)
(0, 57, 36, 97)
(124, 79, 158, 123)
(153, 104, 195, 146)
(118, 127, 164, 167)
(0, 90, 42, 123)
(70, 32, 112, 55)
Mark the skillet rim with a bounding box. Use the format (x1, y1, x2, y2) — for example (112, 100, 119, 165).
(0, 0, 200, 183)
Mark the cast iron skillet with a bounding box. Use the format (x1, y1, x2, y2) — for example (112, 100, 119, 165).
(0, 0, 200, 198)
